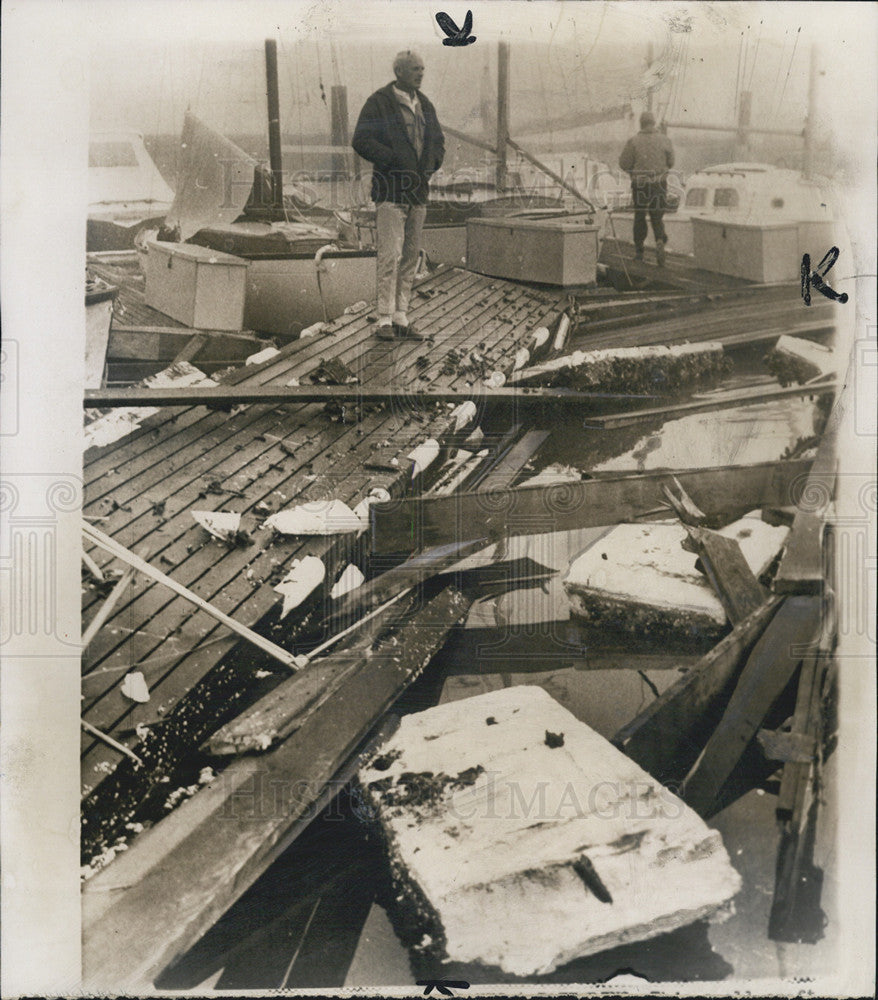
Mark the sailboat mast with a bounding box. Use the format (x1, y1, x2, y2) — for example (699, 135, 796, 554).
(264, 39, 284, 210)
(496, 40, 510, 191)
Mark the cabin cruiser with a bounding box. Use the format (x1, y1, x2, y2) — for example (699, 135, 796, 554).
(615, 162, 834, 256)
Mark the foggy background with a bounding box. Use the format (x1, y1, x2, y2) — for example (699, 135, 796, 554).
(87, 0, 856, 194)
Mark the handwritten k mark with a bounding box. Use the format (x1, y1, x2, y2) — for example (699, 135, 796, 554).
(436, 10, 477, 46)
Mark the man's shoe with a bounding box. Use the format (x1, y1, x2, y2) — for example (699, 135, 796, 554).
(655, 243, 666, 267)
(376, 323, 396, 341)
(395, 323, 427, 340)
(634, 246, 644, 261)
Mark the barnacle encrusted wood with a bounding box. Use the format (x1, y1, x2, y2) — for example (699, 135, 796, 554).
(509, 341, 730, 395)
(562, 516, 789, 646)
(357, 686, 741, 976)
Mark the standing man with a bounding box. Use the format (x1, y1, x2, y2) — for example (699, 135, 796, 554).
(619, 111, 675, 266)
(352, 50, 445, 340)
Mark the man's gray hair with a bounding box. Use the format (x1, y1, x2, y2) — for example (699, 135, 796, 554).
(393, 50, 422, 75)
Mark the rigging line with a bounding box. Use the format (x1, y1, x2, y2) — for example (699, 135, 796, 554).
(767, 31, 788, 128)
(664, 35, 683, 118)
(579, 2, 608, 65)
(775, 26, 801, 123)
(746, 19, 764, 94)
(668, 33, 688, 118)
(733, 30, 744, 120)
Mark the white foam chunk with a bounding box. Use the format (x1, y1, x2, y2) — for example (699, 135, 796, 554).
(191, 510, 241, 541)
(359, 686, 741, 976)
(245, 346, 280, 366)
(272, 556, 326, 618)
(120, 671, 150, 703)
(264, 499, 363, 535)
(330, 563, 366, 599)
(563, 515, 788, 625)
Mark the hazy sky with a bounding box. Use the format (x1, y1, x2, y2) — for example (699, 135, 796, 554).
(85, 0, 858, 152)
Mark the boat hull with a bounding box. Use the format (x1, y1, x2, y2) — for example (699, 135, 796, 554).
(243, 251, 377, 338)
(85, 285, 117, 388)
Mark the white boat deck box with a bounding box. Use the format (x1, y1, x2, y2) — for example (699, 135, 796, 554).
(692, 218, 802, 283)
(466, 217, 599, 286)
(144, 240, 250, 330)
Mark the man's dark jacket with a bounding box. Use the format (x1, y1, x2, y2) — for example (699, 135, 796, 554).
(352, 83, 445, 205)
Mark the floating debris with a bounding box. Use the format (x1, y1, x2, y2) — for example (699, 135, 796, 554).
(264, 499, 363, 536)
(357, 686, 741, 976)
(191, 510, 242, 542)
(329, 563, 366, 599)
(273, 556, 326, 618)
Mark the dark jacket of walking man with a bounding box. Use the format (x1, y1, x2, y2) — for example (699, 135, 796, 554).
(619, 112, 674, 265)
(352, 50, 445, 340)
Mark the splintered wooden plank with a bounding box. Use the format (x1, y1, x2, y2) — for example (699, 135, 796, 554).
(681, 595, 821, 816)
(612, 596, 783, 782)
(82, 584, 473, 990)
(685, 526, 768, 625)
(587, 381, 837, 430)
(476, 430, 551, 491)
(775, 421, 837, 595)
(357, 685, 742, 977)
(369, 458, 815, 555)
(768, 648, 829, 943)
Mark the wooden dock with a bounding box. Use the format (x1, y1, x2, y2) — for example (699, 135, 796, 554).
(80, 265, 567, 801)
(80, 248, 839, 988)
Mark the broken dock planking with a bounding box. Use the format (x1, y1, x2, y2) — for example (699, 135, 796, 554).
(82, 583, 474, 989)
(80, 243, 842, 983)
(368, 457, 815, 556)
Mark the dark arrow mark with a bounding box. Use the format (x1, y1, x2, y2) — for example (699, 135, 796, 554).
(801, 246, 848, 306)
(573, 853, 614, 903)
(435, 10, 477, 46)
(417, 980, 471, 996)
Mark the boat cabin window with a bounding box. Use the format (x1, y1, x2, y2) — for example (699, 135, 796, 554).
(713, 188, 740, 208)
(685, 188, 707, 207)
(89, 141, 139, 168)
(771, 197, 785, 208)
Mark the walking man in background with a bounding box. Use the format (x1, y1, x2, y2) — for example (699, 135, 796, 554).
(352, 50, 445, 340)
(619, 111, 675, 266)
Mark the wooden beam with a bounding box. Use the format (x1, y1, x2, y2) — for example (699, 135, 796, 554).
(171, 333, 209, 365)
(82, 563, 138, 651)
(585, 381, 837, 430)
(83, 384, 654, 408)
(685, 526, 768, 625)
(82, 584, 472, 990)
(369, 458, 816, 556)
(612, 596, 783, 782)
(680, 595, 821, 816)
(476, 430, 551, 491)
(769, 648, 830, 941)
(83, 522, 300, 671)
(774, 420, 838, 594)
